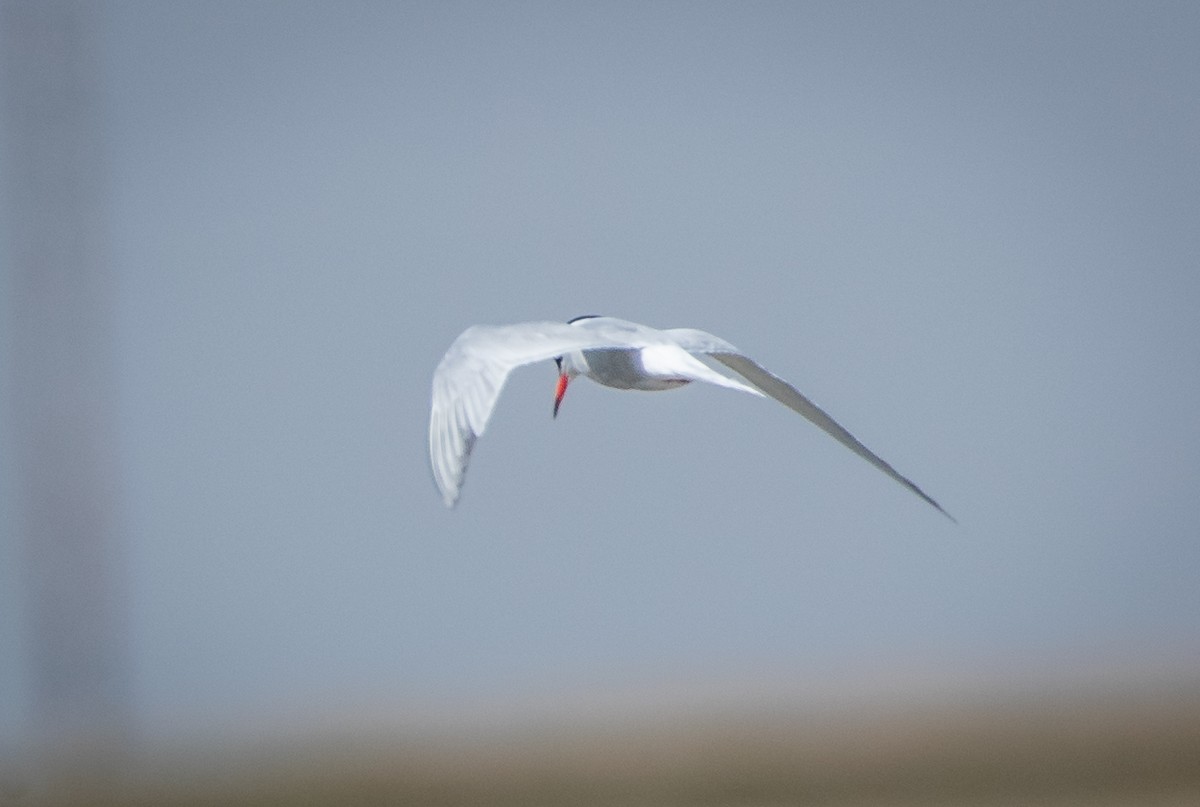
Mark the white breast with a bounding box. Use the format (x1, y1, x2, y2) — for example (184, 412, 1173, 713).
(580, 347, 690, 391)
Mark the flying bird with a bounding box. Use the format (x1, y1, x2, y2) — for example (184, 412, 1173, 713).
(428, 315, 953, 520)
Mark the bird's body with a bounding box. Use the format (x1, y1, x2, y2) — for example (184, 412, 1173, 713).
(564, 345, 692, 391)
(428, 316, 953, 520)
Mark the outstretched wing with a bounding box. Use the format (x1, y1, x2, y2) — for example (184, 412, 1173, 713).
(667, 328, 955, 521)
(429, 320, 646, 507)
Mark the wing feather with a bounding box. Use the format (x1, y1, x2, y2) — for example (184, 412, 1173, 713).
(428, 320, 654, 507)
(668, 328, 955, 521)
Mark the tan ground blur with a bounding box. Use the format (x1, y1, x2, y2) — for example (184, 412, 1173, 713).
(12, 682, 1200, 807)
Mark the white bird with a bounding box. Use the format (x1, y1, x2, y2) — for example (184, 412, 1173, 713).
(428, 315, 953, 520)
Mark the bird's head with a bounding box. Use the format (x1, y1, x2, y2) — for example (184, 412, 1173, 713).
(553, 316, 600, 418)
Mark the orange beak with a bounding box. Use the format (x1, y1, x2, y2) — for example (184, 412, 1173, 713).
(553, 373, 569, 418)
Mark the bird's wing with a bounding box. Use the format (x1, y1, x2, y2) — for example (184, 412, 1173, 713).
(666, 328, 955, 521)
(429, 321, 650, 507)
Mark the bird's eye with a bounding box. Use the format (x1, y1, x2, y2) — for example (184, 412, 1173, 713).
(554, 356, 563, 370)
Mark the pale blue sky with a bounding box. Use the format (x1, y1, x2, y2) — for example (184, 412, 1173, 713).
(2, 1, 1199, 746)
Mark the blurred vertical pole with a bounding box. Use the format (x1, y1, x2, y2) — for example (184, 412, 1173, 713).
(0, 0, 129, 791)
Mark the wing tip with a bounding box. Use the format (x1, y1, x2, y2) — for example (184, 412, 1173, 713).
(933, 501, 958, 524)
(911, 485, 957, 524)
(432, 464, 464, 509)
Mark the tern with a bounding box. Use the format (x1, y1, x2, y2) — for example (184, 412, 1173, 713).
(429, 315, 953, 520)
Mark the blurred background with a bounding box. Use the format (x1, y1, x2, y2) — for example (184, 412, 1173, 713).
(2, 1, 1198, 804)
